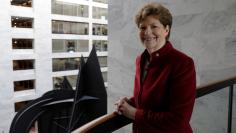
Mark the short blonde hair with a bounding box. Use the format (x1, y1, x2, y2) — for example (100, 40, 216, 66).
(135, 2, 172, 40)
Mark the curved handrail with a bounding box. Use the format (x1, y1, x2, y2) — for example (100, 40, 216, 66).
(72, 112, 118, 133)
(72, 76, 236, 133)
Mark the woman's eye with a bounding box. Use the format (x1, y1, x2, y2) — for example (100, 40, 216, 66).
(152, 25, 159, 29)
(140, 27, 146, 30)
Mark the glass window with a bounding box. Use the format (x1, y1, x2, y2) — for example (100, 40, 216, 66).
(77, 5, 88, 17)
(93, 7, 107, 20)
(52, 39, 89, 53)
(13, 60, 34, 70)
(63, 4, 70, 16)
(11, 16, 33, 28)
(52, 0, 62, 14)
(14, 80, 35, 91)
(52, 57, 83, 72)
(93, 40, 107, 52)
(52, 20, 88, 35)
(15, 100, 32, 112)
(98, 56, 107, 67)
(53, 75, 77, 89)
(52, 72, 106, 89)
(92, 24, 107, 36)
(52, 0, 88, 17)
(12, 39, 33, 49)
(102, 72, 107, 82)
(93, 0, 108, 4)
(11, 0, 32, 7)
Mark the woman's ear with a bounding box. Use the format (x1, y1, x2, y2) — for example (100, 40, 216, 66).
(164, 25, 170, 37)
(165, 25, 170, 33)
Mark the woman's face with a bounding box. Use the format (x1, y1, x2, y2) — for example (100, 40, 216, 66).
(139, 15, 169, 53)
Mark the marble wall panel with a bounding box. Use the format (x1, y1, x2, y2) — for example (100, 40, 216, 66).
(108, 0, 236, 132)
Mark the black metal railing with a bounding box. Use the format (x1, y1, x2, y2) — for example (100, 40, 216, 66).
(196, 76, 236, 133)
(73, 76, 236, 133)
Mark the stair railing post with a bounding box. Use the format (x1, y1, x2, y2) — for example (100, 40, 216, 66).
(227, 85, 234, 133)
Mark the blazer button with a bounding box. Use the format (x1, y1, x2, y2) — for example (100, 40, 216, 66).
(156, 53, 159, 57)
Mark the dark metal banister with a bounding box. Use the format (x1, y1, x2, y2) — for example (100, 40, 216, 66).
(196, 76, 236, 98)
(196, 76, 236, 133)
(72, 76, 236, 133)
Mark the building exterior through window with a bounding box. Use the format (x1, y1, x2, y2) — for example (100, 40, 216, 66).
(0, 0, 108, 132)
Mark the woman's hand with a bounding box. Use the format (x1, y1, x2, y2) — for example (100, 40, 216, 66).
(114, 97, 137, 120)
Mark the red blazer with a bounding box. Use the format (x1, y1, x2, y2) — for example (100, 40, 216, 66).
(130, 42, 196, 133)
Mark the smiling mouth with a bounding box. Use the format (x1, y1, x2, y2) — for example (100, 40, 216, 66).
(144, 37, 158, 41)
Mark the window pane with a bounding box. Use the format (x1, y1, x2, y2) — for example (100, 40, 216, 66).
(13, 60, 34, 70)
(52, 0, 88, 17)
(12, 39, 33, 49)
(52, 20, 88, 35)
(92, 24, 107, 36)
(93, 7, 107, 20)
(11, 16, 33, 28)
(14, 80, 35, 91)
(93, 0, 108, 4)
(93, 40, 107, 52)
(77, 5, 88, 17)
(52, 73, 106, 90)
(52, 58, 81, 72)
(15, 100, 32, 112)
(52, 1, 63, 14)
(98, 57, 107, 67)
(63, 4, 70, 16)
(52, 39, 89, 53)
(11, 0, 32, 7)
(102, 72, 107, 82)
(53, 75, 77, 89)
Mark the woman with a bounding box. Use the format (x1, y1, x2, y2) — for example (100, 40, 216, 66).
(115, 2, 196, 133)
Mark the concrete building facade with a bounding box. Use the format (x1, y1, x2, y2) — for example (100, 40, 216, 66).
(0, 0, 107, 132)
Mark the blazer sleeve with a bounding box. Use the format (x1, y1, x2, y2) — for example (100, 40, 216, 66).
(129, 97, 135, 106)
(134, 58, 196, 129)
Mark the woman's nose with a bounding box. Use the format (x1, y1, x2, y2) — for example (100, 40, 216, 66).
(144, 27, 152, 35)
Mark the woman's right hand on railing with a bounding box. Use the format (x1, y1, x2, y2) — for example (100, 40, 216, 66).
(114, 97, 137, 120)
